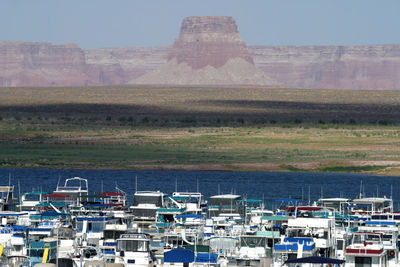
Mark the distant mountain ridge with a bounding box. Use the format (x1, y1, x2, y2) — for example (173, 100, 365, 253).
(1, 40, 400, 89)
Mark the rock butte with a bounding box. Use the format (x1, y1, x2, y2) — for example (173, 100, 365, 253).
(168, 16, 254, 69)
(132, 16, 277, 86)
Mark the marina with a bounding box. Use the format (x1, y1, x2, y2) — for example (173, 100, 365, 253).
(0, 170, 399, 266)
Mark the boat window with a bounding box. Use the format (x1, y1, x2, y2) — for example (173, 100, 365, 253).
(133, 195, 162, 206)
(117, 240, 149, 252)
(131, 208, 156, 218)
(77, 222, 83, 233)
(104, 230, 123, 240)
(91, 222, 105, 233)
(104, 230, 115, 239)
(337, 240, 343, 250)
(355, 256, 371, 267)
(29, 249, 44, 258)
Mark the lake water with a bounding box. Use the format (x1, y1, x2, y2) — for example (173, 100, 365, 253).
(1, 168, 399, 210)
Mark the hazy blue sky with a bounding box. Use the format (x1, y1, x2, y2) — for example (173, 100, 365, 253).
(2, 0, 400, 49)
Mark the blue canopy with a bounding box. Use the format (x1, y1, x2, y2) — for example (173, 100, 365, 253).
(196, 253, 218, 263)
(7, 225, 28, 231)
(164, 248, 194, 263)
(285, 256, 345, 265)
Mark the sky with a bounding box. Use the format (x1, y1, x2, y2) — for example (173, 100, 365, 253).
(2, 0, 400, 49)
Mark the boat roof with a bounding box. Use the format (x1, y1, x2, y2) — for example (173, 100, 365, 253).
(173, 192, 202, 197)
(210, 194, 241, 199)
(134, 191, 164, 196)
(24, 191, 48, 195)
(319, 198, 350, 202)
(353, 197, 391, 204)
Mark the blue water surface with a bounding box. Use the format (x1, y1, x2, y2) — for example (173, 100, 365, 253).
(0, 168, 399, 210)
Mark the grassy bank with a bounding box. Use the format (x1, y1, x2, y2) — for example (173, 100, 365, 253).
(1, 86, 400, 175)
(1, 122, 400, 175)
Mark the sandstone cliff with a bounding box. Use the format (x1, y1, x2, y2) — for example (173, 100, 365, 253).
(131, 16, 277, 86)
(0, 41, 124, 87)
(250, 45, 400, 90)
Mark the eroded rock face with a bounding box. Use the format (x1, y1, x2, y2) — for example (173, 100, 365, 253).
(168, 16, 254, 69)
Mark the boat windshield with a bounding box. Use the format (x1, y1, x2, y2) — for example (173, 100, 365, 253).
(24, 194, 41, 201)
(240, 236, 266, 247)
(117, 240, 149, 252)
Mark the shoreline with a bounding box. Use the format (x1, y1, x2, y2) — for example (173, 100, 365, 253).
(2, 160, 400, 176)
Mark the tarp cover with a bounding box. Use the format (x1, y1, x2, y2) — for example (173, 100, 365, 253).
(164, 248, 194, 263)
(196, 253, 218, 263)
(285, 256, 345, 264)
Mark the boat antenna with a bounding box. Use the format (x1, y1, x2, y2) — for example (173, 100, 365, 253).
(359, 180, 363, 198)
(376, 185, 379, 198)
(262, 193, 265, 209)
(8, 173, 11, 187)
(18, 180, 21, 206)
(56, 175, 61, 190)
(218, 184, 220, 195)
(175, 178, 178, 192)
(301, 187, 304, 202)
(320, 186, 323, 199)
(101, 180, 104, 193)
(363, 183, 365, 198)
(196, 178, 199, 193)
(135, 175, 138, 193)
(391, 184, 393, 199)
(308, 185, 311, 206)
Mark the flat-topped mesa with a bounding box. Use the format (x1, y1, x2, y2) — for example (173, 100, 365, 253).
(167, 16, 254, 69)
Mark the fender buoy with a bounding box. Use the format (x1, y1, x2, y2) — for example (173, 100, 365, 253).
(389, 250, 395, 257)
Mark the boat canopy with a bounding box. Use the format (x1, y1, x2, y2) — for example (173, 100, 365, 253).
(164, 247, 194, 263)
